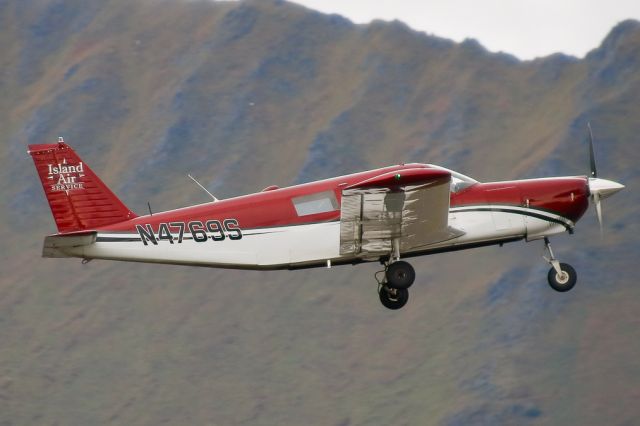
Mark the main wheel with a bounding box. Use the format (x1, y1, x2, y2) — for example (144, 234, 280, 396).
(547, 263, 577, 292)
(379, 286, 409, 310)
(385, 261, 416, 289)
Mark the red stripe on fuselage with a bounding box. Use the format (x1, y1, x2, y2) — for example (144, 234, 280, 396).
(97, 164, 432, 232)
(96, 164, 589, 234)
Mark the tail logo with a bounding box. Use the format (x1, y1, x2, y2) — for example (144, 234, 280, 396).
(47, 158, 85, 193)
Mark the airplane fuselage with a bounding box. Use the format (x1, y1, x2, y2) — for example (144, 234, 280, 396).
(48, 163, 590, 270)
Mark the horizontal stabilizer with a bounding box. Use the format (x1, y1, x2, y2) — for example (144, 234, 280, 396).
(43, 231, 97, 258)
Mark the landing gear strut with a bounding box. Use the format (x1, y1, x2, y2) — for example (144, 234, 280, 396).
(543, 238, 577, 292)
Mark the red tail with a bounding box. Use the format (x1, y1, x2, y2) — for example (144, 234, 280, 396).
(28, 138, 137, 233)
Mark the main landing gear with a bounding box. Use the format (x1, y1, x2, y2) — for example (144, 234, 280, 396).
(376, 260, 416, 310)
(543, 237, 577, 292)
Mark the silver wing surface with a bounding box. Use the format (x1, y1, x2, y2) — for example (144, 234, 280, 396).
(339, 168, 464, 257)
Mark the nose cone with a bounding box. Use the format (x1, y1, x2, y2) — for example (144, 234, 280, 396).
(589, 178, 625, 200)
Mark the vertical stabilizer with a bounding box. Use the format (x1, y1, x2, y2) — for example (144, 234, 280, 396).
(28, 138, 137, 233)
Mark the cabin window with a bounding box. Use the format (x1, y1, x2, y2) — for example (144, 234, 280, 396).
(292, 191, 338, 216)
(450, 176, 474, 193)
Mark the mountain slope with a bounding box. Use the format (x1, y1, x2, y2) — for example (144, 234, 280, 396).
(1, 1, 639, 424)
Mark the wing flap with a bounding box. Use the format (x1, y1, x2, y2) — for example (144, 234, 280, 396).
(340, 168, 463, 256)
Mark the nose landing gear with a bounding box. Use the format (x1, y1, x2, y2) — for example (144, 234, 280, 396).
(543, 238, 577, 292)
(375, 260, 416, 310)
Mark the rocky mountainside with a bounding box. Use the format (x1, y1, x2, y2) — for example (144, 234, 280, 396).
(1, 1, 639, 424)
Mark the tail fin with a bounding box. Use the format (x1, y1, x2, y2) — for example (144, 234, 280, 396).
(28, 138, 137, 233)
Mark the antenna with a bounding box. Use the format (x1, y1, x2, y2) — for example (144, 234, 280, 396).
(187, 174, 219, 202)
(147, 201, 153, 216)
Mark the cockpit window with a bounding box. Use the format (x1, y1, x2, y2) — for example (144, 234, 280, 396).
(450, 176, 474, 193)
(292, 191, 339, 216)
(426, 165, 478, 193)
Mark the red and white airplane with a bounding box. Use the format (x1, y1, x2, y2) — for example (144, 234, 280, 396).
(28, 130, 624, 309)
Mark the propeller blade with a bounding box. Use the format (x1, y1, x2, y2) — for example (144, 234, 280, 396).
(587, 122, 597, 178)
(585, 124, 624, 237)
(589, 177, 624, 236)
(593, 192, 603, 235)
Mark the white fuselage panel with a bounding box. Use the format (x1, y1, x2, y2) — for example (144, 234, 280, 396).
(57, 208, 571, 269)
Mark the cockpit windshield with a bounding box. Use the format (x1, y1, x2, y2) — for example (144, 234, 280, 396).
(426, 165, 478, 193)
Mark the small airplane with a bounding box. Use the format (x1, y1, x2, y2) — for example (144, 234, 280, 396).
(28, 128, 624, 310)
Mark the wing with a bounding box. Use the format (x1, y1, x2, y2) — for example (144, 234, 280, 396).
(339, 168, 464, 257)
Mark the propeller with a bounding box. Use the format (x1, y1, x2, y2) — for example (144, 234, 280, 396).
(585, 122, 625, 234)
(588, 122, 597, 178)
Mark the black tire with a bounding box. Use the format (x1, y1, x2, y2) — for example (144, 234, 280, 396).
(379, 287, 409, 310)
(385, 261, 416, 289)
(547, 263, 577, 292)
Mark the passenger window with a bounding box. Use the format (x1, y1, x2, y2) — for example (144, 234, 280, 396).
(292, 191, 338, 216)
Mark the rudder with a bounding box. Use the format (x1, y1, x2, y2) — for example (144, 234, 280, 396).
(28, 138, 137, 233)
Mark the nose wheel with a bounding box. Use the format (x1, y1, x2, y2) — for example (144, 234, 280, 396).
(375, 260, 416, 310)
(547, 262, 577, 292)
(543, 238, 577, 292)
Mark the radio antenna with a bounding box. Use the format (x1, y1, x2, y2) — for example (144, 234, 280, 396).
(187, 174, 219, 202)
